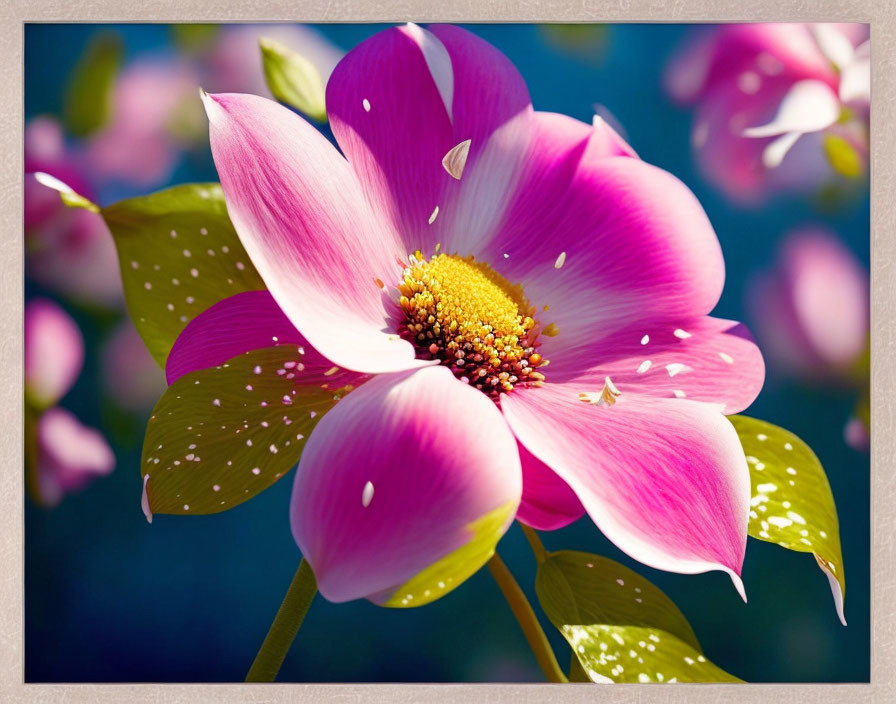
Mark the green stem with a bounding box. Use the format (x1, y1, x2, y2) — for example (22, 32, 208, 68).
(245, 558, 317, 682)
(487, 553, 567, 683)
(519, 523, 548, 564)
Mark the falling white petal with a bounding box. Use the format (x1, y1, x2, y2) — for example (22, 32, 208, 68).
(362, 480, 375, 508)
(442, 139, 472, 180)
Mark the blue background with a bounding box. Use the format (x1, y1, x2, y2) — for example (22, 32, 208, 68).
(25, 23, 870, 683)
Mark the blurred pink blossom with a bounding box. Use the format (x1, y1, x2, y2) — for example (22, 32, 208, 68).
(102, 321, 167, 413)
(25, 300, 115, 506)
(666, 23, 869, 204)
(25, 119, 123, 309)
(84, 59, 202, 188)
(25, 298, 85, 409)
(747, 228, 868, 381)
(34, 407, 115, 507)
(200, 24, 343, 100)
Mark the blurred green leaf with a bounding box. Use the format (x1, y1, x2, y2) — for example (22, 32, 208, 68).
(259, 36, 328, 123)
(731, 415, 847, 625)
(823, 134, 862, 178)
(170, 24, 220, 53)
(101, 183, 265, 367)
(535, 550, 740, 683)
(141, 345, 350, 516)
(64, 32, 123, 137)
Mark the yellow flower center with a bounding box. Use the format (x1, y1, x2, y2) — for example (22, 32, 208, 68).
(397, 252, 547, 396)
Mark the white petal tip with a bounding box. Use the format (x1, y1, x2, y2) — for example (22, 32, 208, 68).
(33, 171, 74, 195)
(729, 572, 747, 603)
(141, 474, 153, 524)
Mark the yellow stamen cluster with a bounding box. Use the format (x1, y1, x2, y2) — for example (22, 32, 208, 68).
(398, 252, 547, 396)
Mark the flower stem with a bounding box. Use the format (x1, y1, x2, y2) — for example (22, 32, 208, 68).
(519, 523, 548, 564)
(487, 552, 567, 683)
(245, 558, 317, 682)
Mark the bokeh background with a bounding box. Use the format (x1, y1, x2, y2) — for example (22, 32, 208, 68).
(24, 23, 870, 683)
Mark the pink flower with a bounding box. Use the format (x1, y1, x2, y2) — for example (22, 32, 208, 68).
(184, 25, 764, 605)
(84, 59, 202, 188)
(25, 298, 85, 409)
(102, 321, 167, 413)
(25, 299, 115, 506)
(25, 119, 123, 309)
(34, 407, 115, 507)
(665, 23, 869, 203)
(200, 24, 343, 100)
(747, 228, 868, 382)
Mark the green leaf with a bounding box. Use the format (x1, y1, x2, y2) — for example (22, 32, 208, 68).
(259, 37, 328, 123)
(823, 133, 863, 178)
(382, 500, 516, 608)
(141, 345, 353, 517)
(535, 551, 741, 683)
(101, 183, 265, 367)
(170, 24, 220, 53)
(64, 32, 123, 137)
(730, 415, 847, 625)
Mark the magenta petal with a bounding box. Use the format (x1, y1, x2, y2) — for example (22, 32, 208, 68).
(514, 441, 584, 531)
(290, 366, 522, 605)
(427, 24, 531, 152)
(203, 92, 425, 375)
(166, 290, 365, 389)
(559, 316, 765, 414)
(502, 384, 750, 587)
(325, 25, 455, 247)
(482, 156, 724, 372)
(326, 24, 532, 255)
(25, 299, 84, 409)
(36, 407, 115, 507)
(442, 110, 636, 255)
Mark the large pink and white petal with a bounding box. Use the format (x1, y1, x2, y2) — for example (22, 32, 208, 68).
(441, 110, 637, 255)
(326, 24, 531, 254)
(515, 442, 585, 531)
(290, 366, 522, 606)
(554, 316, 765, 414)
(325, 24, 455, 251)
(25, 299, 84, 410)
(427, 24, 531, 152)
(502, 383, 750, 592)
(35, 407, 115, 507)
(477, 154, 724, 373)
(203, 91, 423, 375)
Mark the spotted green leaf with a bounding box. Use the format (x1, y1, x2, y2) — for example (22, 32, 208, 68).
(259, 37, 328, 122)
(101, 183, 265, 366)
(535, 551, 740, 683)
(382, 500, 516, 608)
(731, 415, 847, 625)
(141, 345, 351, 517)
(64, 32, 123, 137)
